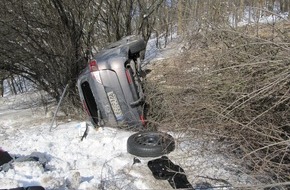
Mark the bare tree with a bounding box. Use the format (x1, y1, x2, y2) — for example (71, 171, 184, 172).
(96, 0, 136, 42)
(0, 0, 102, 106)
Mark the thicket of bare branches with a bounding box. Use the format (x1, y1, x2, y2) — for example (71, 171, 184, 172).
(1, 0, 288, 105)
(144, 3, 289, 187)
(201, 23, 290, 184)
(0, 0, 163, 108)
(144, 2, 290, 188)
(0, 0, 92, 107)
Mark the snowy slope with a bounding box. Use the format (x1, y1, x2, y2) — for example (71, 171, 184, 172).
(0, 84, 257, 190)
(0, 92, 171, 190)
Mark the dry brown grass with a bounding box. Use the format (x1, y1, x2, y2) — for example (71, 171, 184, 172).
(144, 21, 290, 188)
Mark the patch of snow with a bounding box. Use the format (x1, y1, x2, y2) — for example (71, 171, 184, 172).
(229, 5, 289, 27)
(3, 77, 35, 97)
(144, 32, 179, 65)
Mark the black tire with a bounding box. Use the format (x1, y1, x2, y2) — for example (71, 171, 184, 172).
(106, 36, 145, 54)
(128, 39, 146, 55)
(26, 187, 45, 190)
(127, 131, 175, 157)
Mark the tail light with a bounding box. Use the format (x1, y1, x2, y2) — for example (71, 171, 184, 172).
(125, 69, 132, 84)
(140, 115, 146, 126)
(89, 59, 98, 72)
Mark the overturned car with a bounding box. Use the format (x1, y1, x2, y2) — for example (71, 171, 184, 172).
(77, 36, 146, 128)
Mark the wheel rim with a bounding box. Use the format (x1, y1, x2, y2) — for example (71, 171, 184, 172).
(135, 133, 167, 146)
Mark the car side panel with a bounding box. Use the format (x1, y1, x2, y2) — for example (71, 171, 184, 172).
(77, 71, 117, 127)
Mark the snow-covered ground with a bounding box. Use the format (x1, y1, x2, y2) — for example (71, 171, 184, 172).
(0, 92, 162, 190)
(0, 91, 257, 190)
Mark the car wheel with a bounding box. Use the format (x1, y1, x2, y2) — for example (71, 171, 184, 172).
(127, 131, 175, 157)
(128, 39, 146, 55)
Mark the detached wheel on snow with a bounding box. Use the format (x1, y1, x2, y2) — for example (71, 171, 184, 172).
(127, 131, 175, 157)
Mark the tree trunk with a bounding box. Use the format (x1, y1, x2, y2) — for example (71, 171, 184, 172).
(8, 78, 17, 95)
